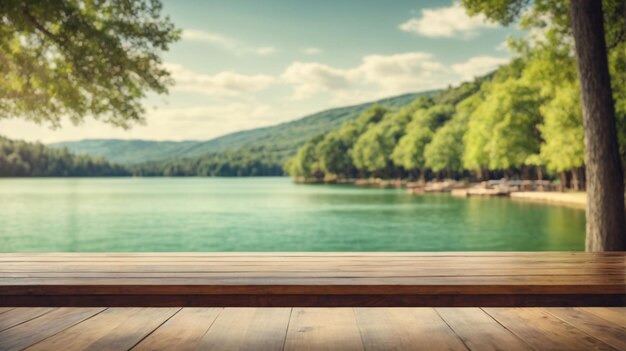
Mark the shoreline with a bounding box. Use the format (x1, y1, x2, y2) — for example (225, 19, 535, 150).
(295, 177, 591, 209)
(509, 191, 586, 209)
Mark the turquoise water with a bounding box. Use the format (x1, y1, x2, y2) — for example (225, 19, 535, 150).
(0, 177, 585, 252)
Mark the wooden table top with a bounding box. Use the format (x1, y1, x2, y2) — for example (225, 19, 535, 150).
(1, 252, 624, 307)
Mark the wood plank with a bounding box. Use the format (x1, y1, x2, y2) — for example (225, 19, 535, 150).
(1, 275, 624, 293)
(354, 308, 468, 351)
(2, 256, 620, 264)
(24, 308, 179, 351)
(436, 308, 531, 351)
(194, 308, 291, 351)
(0, 253, 624, 307)
(284, 308, 363, 351)
(0, 308, 104, 351)
(3, 293, 624, 308)
(0, 308, 53, 332)
(3, 264, 624, 274)
(545, 308, 626, 350)
(1, 251, 623, 257)
(0, 307, 624, 350)
(0, 307, 14, 315)
(580, 307, 626, 326)
(132, 308, 222, 351)
(484, 308, 617, 351)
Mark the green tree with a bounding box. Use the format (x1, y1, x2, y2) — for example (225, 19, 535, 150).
(352, 106, 414, 177)
(315, 123, 358, 179)
(0, 0, 180, 127)
(391, 126, 432, 180)
(425, 95, 479, 175)
(391, 104, 454, 179)
(285, 136, 323, 179)
(462, 0, 626, 253)
(315, 106, 387, 179)
(467, 79, 542, 172)
(537, 82, 585, 175)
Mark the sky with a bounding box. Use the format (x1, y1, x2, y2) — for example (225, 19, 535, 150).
(1, 0, 521, 143)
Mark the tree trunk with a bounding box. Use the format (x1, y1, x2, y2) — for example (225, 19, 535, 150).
(570, 0, 626, 251)
(575, 167, 586, 191)
(571, 169, 580, 191)
(536, 166, 544, 191)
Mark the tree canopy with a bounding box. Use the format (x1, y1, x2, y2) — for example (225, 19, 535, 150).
(286, 0, 626, 194)
(0, 0, 180, 127)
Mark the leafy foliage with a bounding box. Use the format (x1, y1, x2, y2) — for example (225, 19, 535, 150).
(0, 0, 180, 127)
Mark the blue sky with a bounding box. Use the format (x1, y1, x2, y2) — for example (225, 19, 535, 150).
(3, 0, 521, 142)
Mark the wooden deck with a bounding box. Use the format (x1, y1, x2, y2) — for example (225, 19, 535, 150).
(1, 252, 624, 307)
(0, 307, 625, 350)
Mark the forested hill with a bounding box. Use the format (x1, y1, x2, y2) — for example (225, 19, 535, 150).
(287, 39, 626, 186)
(51, 91, 434, 166)
(0, 136, 129, 177)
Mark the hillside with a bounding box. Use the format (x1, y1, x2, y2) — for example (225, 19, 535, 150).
(50, 91, 436, 165)
(286, 77, 487, 181)
(50, 139, 202, 164)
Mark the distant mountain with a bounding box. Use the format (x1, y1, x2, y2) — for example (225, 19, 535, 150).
(50, 91, 436, 165)
(50, 139, 202, 164)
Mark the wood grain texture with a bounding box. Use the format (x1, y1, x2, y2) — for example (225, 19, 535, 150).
(131, 308, 221, 351)
(0, 307, 14, 314)
(355, 308, 468, 351)
(284, 308, 364, 351)
(436, 308, 532, 351)
(0, 307, 625, 350)
(24, 308, 179, 351)
(1, 253, 624, 307)
(580, 307, 626, 326)
(0, 308, 53, 332)
(0, 308, 104, 351)
(194, 308, 291, 351)
(483, 308, 617, 351)
(546, 308, 626, 350)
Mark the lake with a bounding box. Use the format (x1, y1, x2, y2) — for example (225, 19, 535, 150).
(0, 177, 585, 252)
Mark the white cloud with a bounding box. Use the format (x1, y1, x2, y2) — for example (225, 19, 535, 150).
(399, 3, 496, 39)
(182, 29, 278, 56)
(148, 104, 273, 122)
(255, 46, 278, 56)
(141, 104, 282, 139)
(1, 50, 513, 143)
(166, 63, 276, 97)
(302, 47, 323, 55)
(281, 52, 454, 102)
(358, 52, 450, 93)
(281, 62, 356, 99)
(451, 56, 509, 81)
(0, 103, 283, 143)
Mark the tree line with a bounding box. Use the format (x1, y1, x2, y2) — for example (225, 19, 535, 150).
(0, 136, 286, 177)
(131, 147, 284, 177)
(0, 136, 130, 177)
(285, 24, 626, 190)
